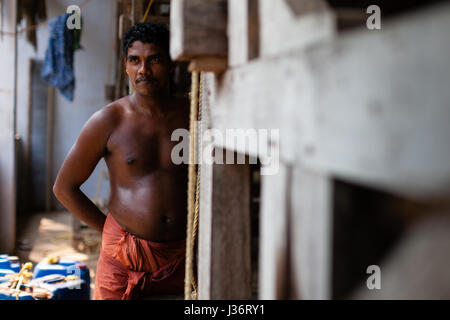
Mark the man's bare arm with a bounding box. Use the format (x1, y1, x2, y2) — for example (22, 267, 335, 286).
(53, 106, 118, 232)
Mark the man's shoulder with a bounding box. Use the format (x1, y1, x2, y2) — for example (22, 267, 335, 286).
(105, 96, 131, 115)
(93, 96, 131, 123)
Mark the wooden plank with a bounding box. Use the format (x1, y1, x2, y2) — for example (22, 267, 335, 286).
(208, 2, 450, 200)
(228, 0, 259, 68)
(118, 14, 132, 40)
(170, 0, 227, 61)
(259, 0, 335, 58)
(131, 0, 144, 24)
(290, 165, 333, 299)
(197, 154, 213, 299)
(209, 160, 252, 299)
(258, 165, 290, 299)
(188, 57, 227, 73)
(198, 73, 252, 299)
(197, 72, 213, 300)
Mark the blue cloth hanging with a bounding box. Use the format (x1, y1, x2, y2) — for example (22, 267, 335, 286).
(41, 13, 82, 102)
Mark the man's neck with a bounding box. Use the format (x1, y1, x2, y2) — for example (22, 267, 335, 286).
(132, 91, 170, 116)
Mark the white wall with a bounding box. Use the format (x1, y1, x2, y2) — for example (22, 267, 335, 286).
(16, 0, 117, 211)
(0, 0, 17, 253)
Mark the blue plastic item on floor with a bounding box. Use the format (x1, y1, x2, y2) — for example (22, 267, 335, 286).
(32, 274, 88, 300)
(33, 258, 90, 300)
(0, 256, 91, 300)
(0, 254, 20, 283)
(0, 255, 20, 279)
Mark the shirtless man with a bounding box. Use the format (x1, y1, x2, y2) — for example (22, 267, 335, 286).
(53, 23, 189, 300)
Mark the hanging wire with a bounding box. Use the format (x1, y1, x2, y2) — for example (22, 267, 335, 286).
(141, 0, 155, 23)
(0, 0, 91, 37)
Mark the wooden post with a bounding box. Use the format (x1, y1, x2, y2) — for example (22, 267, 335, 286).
(196, 70, 252, 298)
(290, 165, 333, 299)
(198, 154, 252, 299)
(170, 0, 228, 61)
(131, 0, 144, 24)
(198, 72, 214, 299)
(212, 160, 252, 299)
(228, 0, 259, 68)
(258, 165, 290, 299)
(197, 154, 213, 299)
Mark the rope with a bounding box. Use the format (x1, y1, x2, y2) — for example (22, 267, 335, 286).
(185, 71, 200, 300)
(0, 0, 91, 37)
(192, 74, 203, 258)
(141, 0, 155, 23)
(191, 73, 203, 299)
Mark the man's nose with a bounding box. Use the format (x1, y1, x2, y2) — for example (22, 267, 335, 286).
(138, 61, 152, 75)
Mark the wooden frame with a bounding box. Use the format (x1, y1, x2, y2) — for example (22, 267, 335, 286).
(172, 0, 450, 300)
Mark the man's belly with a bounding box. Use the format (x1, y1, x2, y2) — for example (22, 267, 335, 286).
(107, 172, 187, 242)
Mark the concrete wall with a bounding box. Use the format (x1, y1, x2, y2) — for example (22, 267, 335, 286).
(16, 0, 117, 212)
(0, 0, 17, 253)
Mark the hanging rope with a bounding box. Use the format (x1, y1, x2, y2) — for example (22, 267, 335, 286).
(192, 73, 203, 284)
(191, 73, 203, 298)
(185, 71, 201, 300)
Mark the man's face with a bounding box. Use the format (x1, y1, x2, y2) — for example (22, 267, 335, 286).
(125, 41, 172, 97)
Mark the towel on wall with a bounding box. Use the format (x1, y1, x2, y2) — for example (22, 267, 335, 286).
(41, 14, 82, 102)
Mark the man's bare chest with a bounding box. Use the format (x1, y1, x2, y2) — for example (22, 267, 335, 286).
(106, 116, 186, 169)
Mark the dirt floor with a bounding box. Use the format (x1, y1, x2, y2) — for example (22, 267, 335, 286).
(14, 211, 101, 299)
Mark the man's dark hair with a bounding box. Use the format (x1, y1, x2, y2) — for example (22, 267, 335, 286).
(122, 23, 170, 58)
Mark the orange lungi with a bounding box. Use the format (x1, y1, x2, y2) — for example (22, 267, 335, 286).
(93, 213, 186, 300)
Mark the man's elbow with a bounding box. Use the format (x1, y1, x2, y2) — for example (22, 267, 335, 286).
(53, 181, 63, 200)
(53, 180, 72, 202)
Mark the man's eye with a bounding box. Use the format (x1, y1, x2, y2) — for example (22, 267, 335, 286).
(150, 57, 161, 64)
(129, 57, 139, 63)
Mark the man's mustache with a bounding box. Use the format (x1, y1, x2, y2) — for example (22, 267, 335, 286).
(136, 76, 157, 83)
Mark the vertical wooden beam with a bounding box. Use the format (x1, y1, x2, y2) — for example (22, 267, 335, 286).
(170, 0, 228, 61)
(210, 160, 252, 299)
(197, 155, 213, 299)
(290, 165, 333, 299)
(258, 165, 290, 299)
(228, 0, 259, 68)
(131, 0, 144, 24)
(197, 79, 252, 301)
